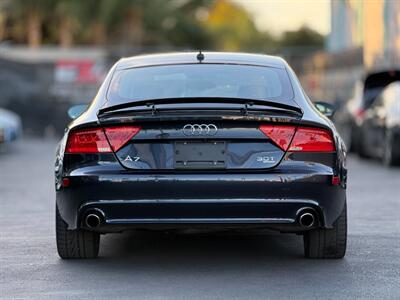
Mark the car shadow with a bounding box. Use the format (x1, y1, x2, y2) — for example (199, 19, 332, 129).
(102, 230, 304, 260)
(52, 230, 353, 298)
(59, 230, 333, 270)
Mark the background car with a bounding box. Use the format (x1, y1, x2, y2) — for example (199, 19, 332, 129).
(0, 107, 22, 145)
(334, 70, 400, 154)
(357, 82, 400, 166)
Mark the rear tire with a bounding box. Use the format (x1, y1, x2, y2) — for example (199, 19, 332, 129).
(56, 206, 100, 259)
(341, 125, 353, 152)
(357, 132, 370, 158)
(383, 131, 400, 166)
(303, 202, 347, 259)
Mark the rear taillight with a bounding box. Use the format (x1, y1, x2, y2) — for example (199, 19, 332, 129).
(259, 125, 296, 151)
(65, 128, 111, 153)
(65, 126, 140, 154)
(289, 127, 335, 152)
(259, 125, 335, 152)
(104, 126, 141, 152)
(355, 108, 365, 119)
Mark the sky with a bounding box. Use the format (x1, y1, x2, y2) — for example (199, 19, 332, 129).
(234, 0, 331, 35)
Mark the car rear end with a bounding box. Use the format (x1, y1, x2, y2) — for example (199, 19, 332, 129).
(55, 53, 347, 259)
(58, 118, 345, 230)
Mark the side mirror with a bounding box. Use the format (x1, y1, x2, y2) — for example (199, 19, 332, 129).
(67, 104, 88, 120)
(314, 101, 335, 118)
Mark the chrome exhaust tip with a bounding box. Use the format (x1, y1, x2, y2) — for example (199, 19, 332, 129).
(299, 212, 315, 228)
(85, 213, 101, 229)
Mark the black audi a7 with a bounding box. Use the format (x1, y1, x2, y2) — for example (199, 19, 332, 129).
(55, 52, 347, 259)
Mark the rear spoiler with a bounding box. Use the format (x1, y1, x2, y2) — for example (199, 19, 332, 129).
(97, 97, 303, 117)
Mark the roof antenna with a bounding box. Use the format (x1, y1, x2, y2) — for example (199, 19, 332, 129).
(197, 50, 204, 63)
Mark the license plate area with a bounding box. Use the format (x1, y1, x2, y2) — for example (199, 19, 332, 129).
(174, 141, 226, 169)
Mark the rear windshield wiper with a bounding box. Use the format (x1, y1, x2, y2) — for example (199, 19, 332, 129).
(97, 97, 303, 117)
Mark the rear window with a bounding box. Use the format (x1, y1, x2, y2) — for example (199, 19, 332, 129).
(106, 64, 294, 106)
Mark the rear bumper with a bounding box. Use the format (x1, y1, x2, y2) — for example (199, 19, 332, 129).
(56, 169, 346, 232)
(79, 199, 326, 233)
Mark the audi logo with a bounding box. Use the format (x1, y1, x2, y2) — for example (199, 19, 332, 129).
(182, 124, 218, 136)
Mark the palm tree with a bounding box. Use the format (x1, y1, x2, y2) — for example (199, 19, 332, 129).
(11, 0, 56, 47)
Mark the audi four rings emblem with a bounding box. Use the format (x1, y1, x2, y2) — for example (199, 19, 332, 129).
(182, 124, 218, 136)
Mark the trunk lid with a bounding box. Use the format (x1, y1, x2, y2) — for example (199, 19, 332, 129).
(98, 100, 302, 171)
(104, 121, 297, 171)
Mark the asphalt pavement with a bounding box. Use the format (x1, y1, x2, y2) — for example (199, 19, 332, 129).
(0, 138, 399, 299)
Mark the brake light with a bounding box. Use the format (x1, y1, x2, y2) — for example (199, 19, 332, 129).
(62, 177, 70, 187)
(259, 125, 335, 152)
(289, 127, 335, 152)
(65, 126, 140, 154)
(66, 128, 111, 153)
(259, 125, 296, 151)
(332, 175, 340, 186)
(104, 126, 141, 152)
(355, 108, 365, 119)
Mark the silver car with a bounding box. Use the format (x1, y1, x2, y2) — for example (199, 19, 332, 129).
(0, 108, 22, 144)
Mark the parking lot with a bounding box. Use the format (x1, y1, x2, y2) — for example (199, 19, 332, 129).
(1, 138, 399, 299)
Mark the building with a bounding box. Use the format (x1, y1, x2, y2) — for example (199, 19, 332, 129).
(299, 0, 400, 102)
(327, 0, 400, 70)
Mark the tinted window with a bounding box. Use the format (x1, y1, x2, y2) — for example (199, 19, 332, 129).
(107, 64, 294, 106)
(363, 87, 385, 107)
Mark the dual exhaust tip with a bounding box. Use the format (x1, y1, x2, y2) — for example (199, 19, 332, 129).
(298, 211, 316, 228)
(84, 212, 102, 229)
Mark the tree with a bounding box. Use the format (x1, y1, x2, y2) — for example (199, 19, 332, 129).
(9, 0, 57, 47)
(202, 0, 276, 52)
(279, 26, 324, 50)
(4, 0, 308, 53)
